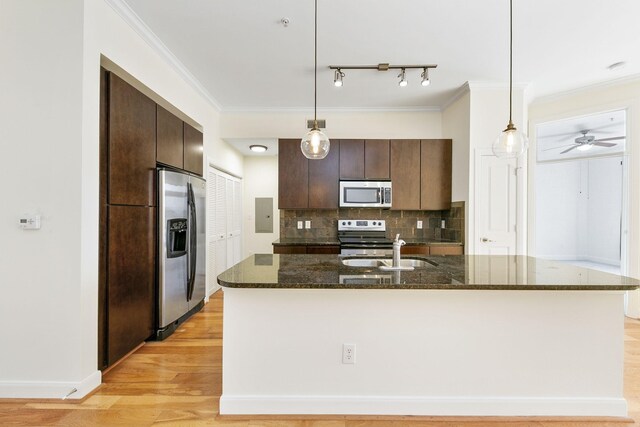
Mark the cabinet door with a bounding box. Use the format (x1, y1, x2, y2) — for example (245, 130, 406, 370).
(401, 245, 429, 255)
(273, 245, 307, 254)
(429, 245, 463, 255)
(421, 139, 452, 210)
(108, 73, 156, 206)
(339, 139, 364, 179)
(307, 245, 340, 254)
(107, 205, 155, 365)
(390, 140, 421, 210)
(365, 139, 390, 180)
(278, 139, 309, 209)
(309, 140, 340, 209)
(156, 105, 184, 169)
(184, 123, 203, 176)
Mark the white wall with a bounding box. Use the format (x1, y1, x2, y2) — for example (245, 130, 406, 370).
(242, 157, 280, 257)
(0, 0, 92, 398)
(528, 77, 640, 317)
(221, 110, 443, 140)
(0, 0, 243, 399)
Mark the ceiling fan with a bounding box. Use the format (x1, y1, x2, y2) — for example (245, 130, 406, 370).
(546, 130, 625, 154)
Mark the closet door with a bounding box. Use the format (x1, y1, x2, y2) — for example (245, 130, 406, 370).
(214, 173, 228, 277)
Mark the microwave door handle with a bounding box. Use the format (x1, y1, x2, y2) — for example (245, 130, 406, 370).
(378, 187, 383, 203)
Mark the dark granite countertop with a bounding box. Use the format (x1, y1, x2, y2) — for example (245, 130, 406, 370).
(402, 238, 463, 246)
(218, 254, 640, 291)
(272, 238, 462, 246)
(272, 238, 340, 246)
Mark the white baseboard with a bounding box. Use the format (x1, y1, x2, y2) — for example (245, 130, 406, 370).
(0, 370, 101, 400)
(219, 395, 627, 417)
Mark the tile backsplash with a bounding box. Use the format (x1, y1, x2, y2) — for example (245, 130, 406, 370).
(280, 201, 465, 244)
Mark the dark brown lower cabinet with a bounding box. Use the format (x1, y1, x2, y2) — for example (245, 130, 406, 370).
(429, 245, 464, 255)
(107, 205, 155, 366)
(273, 245, 340, 254)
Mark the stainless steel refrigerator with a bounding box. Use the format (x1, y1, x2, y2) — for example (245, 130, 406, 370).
(156, 168, 206, 339)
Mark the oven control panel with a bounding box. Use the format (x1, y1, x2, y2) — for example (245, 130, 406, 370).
(338, 219, 386, 232)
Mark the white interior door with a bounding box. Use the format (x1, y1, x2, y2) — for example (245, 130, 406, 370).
(476, 152, 518, 255)
(214, 173, 228, 277)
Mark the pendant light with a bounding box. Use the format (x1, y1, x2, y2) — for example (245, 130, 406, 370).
(492, 0, 528, 158)
(301, 0, 330, 160)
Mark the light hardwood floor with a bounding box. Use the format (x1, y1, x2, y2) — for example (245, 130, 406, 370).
(1, 290, 639, 426)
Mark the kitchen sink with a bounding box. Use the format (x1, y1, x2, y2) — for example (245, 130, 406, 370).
(341, 257, 437, 269)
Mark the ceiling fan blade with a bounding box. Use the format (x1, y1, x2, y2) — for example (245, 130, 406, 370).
(560, 145, 579, 154)
(593, 142, 617, 147)
(593, 136, 625, 142)
(542, 144, 575, 152)
(538, 131, 580, 140)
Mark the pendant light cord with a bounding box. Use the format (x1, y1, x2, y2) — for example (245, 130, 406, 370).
(314, 0, 318, 124)
(509, 0, 513, 125)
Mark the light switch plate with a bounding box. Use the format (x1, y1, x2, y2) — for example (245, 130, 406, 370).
(417, 220, 423, 229)
(297, 221, 303, 229)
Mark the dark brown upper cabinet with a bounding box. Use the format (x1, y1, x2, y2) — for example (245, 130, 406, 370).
(183, 123, 203, 176)
(390, 139, 421, 210)
(339, 139, 364, 179)
(108, 73, 156, 206)
(364, 139, 390, 180)
(309, 140, 340, 209)
(278, 139, 309, 209)
(156, 105, 184, 169)
(421, 139, 452, 210)
(339, 139, 389, 180)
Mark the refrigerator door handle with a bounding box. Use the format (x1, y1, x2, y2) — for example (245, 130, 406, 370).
(187, 182, 197, 301)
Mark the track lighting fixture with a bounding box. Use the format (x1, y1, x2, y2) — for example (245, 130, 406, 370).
(333, 69, 344, 87)
(329, 63, 437, 88)
(421, 68, 430, 86)
(398, 68, 407, 87)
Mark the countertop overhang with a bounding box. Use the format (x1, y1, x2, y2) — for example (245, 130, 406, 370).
(217, 254, 640, 291)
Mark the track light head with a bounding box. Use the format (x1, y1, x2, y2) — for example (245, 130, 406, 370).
(421, 68, 430, 86)
(398, 68, 407, 87)
(334, 69, 344, 87)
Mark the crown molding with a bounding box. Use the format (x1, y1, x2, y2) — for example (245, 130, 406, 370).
(441, 82, 471, 111)
(103, 0, 223, 111)
(531, 73, 640, 106)
(220, 106, 442, 114)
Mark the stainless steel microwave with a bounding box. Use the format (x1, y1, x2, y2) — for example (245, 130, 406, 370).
(339, 181, 392, 208)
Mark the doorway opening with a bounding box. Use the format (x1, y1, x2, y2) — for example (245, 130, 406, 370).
(535, 109, 627, 275)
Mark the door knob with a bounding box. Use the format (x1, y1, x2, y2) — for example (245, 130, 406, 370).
(481, 237, 493, 242)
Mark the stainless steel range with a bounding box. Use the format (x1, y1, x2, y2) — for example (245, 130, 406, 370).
(338, 219, 393, 255)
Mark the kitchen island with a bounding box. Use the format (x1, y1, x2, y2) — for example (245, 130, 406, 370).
(218, 254, 639, 417)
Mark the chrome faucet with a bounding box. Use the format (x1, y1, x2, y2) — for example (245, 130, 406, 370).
(392, 234, 406, 268)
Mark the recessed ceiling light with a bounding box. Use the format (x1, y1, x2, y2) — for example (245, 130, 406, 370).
(249, 144, 268, 153)
(608, 61, 626, 71)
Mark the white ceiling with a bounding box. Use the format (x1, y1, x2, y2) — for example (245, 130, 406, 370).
(121, 0, 640, 111)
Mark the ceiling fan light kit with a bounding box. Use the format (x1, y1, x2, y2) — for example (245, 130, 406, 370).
(329, 64, 437, 87)
(301, 0, 330, 160)
(492, 0, 528, 159)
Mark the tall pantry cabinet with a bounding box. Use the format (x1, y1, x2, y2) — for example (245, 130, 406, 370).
(99, 70, 156, 369)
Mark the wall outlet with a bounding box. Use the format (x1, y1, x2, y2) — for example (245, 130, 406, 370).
(441, 220, 446, 229)
(342, 343, 356, 364)
(417, 220, 423, 229)
(297, 221, 303, 229)
(305, 220, 311, 229)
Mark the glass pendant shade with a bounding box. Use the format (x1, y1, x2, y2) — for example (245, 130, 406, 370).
(492, 123, 529, 158)
(301, 128, 330, 159)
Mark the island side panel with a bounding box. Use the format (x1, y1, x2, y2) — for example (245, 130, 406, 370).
(220, 288, 626, 417)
